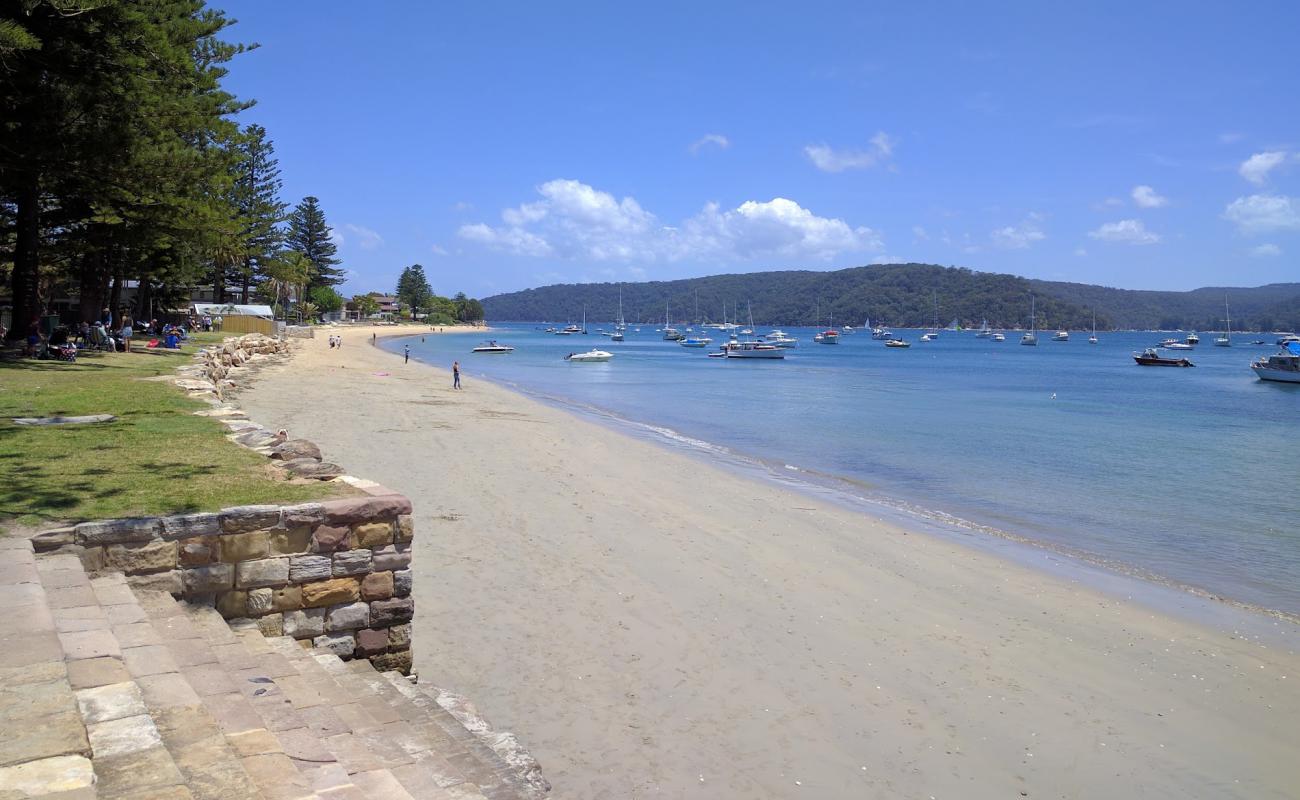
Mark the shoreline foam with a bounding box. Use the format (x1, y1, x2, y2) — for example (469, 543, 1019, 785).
(238, 324, 1300, 799)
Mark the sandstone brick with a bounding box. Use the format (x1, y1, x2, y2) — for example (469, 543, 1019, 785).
(321, 495, 411, 526)
(246, 588, 274, 615)
(331, 549, 372, 577)
(288, 554, 331, 583)
(269, 525, 310, 555)
(393, 569, 412, 598)
(183, 564, 233, 593)
(325, 602, 369, 631)
(127, 570, 181, 596)
(350, 522, 393, 550)
(369, 649, 412, 674)
(282, 503, 326, 526)
(104, 540, 178, 574)
(300, 578, 360, 608)
(75, 518, 161, 546)
(372, 544, 411, 571)
(160, 512, 219, 540)
(271, 586, 302, 612)
(312, 632, 355, 658)
(219, 505, 281, 534)
(387, 624, 411, 649)
(216, 590, 248, 617)
(283, 608, 326, 639)
(396, 514, 414, 543)
(310, 525, 349, 553)
(78, 547, 106, 573)
(31, 526, 74, 552)
(178, 536, 219, 566)
(220, 531, 270, 562)
(354, 628, 388, 656)
(234, 557, 288, 589)
(255, 614, 283, 637)
(360, 571, 393, 601)
(368, 598, 413, 627)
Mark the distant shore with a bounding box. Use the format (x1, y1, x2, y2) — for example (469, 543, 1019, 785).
(237, 325, 1300, 799)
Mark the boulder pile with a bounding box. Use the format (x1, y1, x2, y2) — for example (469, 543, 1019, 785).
(174, 332, 289, 401)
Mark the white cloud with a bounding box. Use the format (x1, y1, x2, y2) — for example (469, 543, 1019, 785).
(1239, 151, 1288, 185)
(1131, 185, 1168, 208)
(1250, 243, 1282, 257)
(870, 255, 907, 264)
(1088, 219, 1161, 245)
(1074, 247, 1088, 257)
(990, 214, 1046, 249)
(341, 223, 384, 250)
(1222, 194, 1300, 235)
(689, 133, 730, 155)
(430, 244, 448, 256)
(804, 131, 896, 172)
(457, 179, 882, 264)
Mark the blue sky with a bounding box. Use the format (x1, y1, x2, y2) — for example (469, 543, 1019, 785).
(218, 1, 1299, 298)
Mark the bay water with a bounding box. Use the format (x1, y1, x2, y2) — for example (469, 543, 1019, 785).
(389, 325, 1298, 618)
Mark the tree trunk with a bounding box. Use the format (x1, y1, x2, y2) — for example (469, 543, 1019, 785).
(9, 176, 41, 339)
(77, 248, 107, 324)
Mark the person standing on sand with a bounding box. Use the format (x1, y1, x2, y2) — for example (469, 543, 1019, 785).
(404, 344, 410, 364)
(452, 360, 461, 390)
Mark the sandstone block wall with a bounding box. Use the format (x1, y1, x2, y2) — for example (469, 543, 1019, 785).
(33, 489, 416, 674)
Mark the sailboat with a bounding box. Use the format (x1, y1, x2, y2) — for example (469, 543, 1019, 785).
(922, 290, 941, 340)
(662, 301, 683, 341)
(1215, 297, 1232, 347)
(815, 310, 840, 344)
(1021, 295, 1038, 345)
(612, 290, 624, 342)
(1088, 311, 1098, 344)
(975, 319, 992, 338)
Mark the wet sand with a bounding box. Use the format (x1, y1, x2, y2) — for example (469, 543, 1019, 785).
(239, 325, 1300, 799)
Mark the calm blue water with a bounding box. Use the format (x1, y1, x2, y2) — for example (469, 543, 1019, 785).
(392, 325, 1299, 616)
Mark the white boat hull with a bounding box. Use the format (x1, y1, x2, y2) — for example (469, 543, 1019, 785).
(565, 350, 613, 362)
(1253, 366, 1300, 383)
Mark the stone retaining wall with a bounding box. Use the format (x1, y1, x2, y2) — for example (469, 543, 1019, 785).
(33, 487, 416, 673)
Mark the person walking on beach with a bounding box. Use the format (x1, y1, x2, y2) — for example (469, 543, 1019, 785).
(404, 344, 410, 364)
(452, 360, 461, 390)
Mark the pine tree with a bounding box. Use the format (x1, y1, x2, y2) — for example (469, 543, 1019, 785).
(395, 264, 434, 313)
(285, 196, 343, 289)
(231, 124, 286, 303)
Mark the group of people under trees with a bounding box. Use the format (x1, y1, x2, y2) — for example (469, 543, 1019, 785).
(6, 306, 198, 360)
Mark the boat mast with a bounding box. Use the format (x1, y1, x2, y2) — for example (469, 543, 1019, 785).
(1225, 295, 1231, 343)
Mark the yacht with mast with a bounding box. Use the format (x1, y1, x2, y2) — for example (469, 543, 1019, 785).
(1215, 297, 1232, 347)
(1021, 295, 1038, 345)
(1089, 311, 1099, 344)
(661, 301, 683, 341)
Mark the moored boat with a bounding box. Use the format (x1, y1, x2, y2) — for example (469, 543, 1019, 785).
(1134, 347, 1193, 367)
(1251, 342, 1300, 383)
(1052, 330, 1069, 342)
(718, 340, 785, 359)
(885, 338, 910, 348)
(471, 340, 514, 353)
(991, 332, 1006, 342)
(564, 349, 613, 362)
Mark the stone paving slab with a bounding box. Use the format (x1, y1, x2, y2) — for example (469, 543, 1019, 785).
(58, 629, 122, 661)
(0, 754, 95, 797)
(76, 681, 148, 724)
(87, 713, 163, 759)
(92, 745, 185, 797)
(67, 657, 131, 691)
(0, 709, 90, 768)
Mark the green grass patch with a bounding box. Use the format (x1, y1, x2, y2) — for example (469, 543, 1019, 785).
(0, 336, 337, 529)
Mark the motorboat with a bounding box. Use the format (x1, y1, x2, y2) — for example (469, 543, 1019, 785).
(471, 340, 514, 354)
(871, 327, 892, 340)
(679, 336, 711, 348)
(991, 332, 1006, 342)
(717, 340, 785, 359)
(763, 330, 799, 347)
(1134, 348, 1193, 367)
(919, 333, 935, 342)
(1160, 341, 1194, 351)
(1252, 342, 1300, 383)
(885, 338, 910, 348)
(1052, 330, 1069, 342)
(562, 324, 582, 334)
(611, 331, 624, 342)
(1186, 331, 1200, 345)
(1276, 334, 1300, 346)
(814, 329, 840, 344)
(564, 349, 613, 362)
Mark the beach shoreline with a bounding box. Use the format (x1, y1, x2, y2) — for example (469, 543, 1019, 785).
(238, 325, 1300, 799)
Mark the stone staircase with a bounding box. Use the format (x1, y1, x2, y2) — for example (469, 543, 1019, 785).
(0, 537, 543, 799)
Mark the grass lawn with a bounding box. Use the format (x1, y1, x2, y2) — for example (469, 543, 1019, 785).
(0, 333, 337, 530)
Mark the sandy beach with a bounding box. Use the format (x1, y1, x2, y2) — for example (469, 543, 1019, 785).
(238, 325, 1300, 799)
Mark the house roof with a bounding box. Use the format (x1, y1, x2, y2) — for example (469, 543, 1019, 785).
(192, 303, 274, 318)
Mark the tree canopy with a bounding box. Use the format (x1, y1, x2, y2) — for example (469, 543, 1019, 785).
(286, 196, 343, 290)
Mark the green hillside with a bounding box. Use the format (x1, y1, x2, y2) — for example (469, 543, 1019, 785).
(481, 264, 1299, 331)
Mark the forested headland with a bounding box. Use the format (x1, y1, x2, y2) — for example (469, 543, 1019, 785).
(482, 264, 1300, 332)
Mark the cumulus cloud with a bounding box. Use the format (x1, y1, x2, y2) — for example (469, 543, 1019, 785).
(457, 179, 882, 264)
(1131, 185, 1168, 208)
(1088, 219, 1161, 245)
(804, 131, 896, 172)
(689, 133, 730, 155)
(341, 223, 384, 250)
(1222, 194, 1300, 234)
(990, 214, 1046, 249)
(1239, 151, 1288, 185)
(1250, 243, 1282, 257)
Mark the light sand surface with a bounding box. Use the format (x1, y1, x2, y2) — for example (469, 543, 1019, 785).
(239, 327, 1300, 799)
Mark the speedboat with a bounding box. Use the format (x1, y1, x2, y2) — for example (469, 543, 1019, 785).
(679, 336, 712, 348)
(1186, 332, 1200, 345)
(991, 332, 1006, 342)
(564, 349, 612, 362)
(1252, 342, 1300, 383)
(1134, 348, 1193, 367)
(1160, 341, 1194, 351)
(471, 340, 514, 354)
(717, 340, 784, 359)
(1052, 330, 1069, 342)
(885, 338, 910, 348)
(763, 330, 798, 347)
(919, 333, 935, 342)
(1276, 334, 1300, 346)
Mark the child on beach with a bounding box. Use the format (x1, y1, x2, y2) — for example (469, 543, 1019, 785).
(452, 361, 461, 390)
